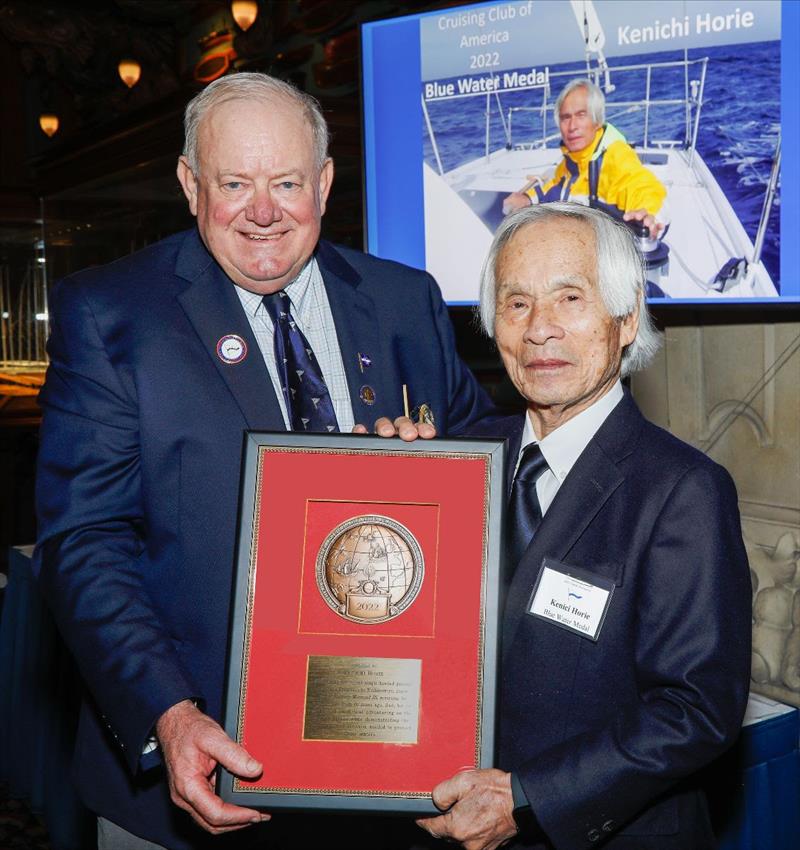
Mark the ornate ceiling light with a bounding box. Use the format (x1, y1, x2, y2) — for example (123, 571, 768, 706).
(194, 31, 237, 83)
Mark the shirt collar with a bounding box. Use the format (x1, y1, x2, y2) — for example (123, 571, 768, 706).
(234, 257, 318, 319)
(521, 380, 623, 482)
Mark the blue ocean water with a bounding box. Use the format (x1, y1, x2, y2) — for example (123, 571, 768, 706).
(422, 41, 781, 287)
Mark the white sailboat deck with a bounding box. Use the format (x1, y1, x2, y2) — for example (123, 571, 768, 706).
(425, 142, 776, 301)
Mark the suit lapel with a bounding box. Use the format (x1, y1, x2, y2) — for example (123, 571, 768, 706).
(502, 395, 641, 658)
(315, 241, 386, 425)
(174, 231, 285, 431)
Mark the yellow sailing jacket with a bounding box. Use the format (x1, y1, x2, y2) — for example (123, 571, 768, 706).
(527, 124, 667, 221)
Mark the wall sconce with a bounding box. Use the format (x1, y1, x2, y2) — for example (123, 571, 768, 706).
(39, 114, 59, 137)
(118, 58, 142, 88)
(231, 1, 258, 31)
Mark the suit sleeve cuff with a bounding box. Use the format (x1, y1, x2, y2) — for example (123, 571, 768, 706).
(511, 771, 544, 841)
(138, 697, 203, 773)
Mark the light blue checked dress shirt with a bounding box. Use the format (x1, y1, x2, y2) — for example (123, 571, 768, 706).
(234, 257, 355, 431)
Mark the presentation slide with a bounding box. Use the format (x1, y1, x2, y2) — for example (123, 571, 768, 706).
(362, 0, 796, 305)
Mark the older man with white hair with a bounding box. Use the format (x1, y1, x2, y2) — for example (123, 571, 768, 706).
(418, 202, 751, 850)
(34, 71, 492, 850)
(503, 79, 668, 238)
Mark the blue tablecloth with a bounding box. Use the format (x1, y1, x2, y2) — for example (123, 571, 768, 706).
(707, 699, 800, 850)
(1, 545, 799, 850)
(0, 546, 94, 850)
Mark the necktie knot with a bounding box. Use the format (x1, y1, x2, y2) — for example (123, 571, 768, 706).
(516, 443, 548, 484)
(261, 290, 290, 324)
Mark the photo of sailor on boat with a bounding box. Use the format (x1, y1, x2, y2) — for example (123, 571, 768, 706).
(501, 78, 668, 240)
(420, 0, 781, 302)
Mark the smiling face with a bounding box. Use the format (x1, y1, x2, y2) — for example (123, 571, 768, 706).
(494, 216, 637, 437)
(558, 86, 601, 153)
(177, 96, 333, 294)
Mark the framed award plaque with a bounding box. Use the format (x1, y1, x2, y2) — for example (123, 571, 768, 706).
(219, 432, 506, 813)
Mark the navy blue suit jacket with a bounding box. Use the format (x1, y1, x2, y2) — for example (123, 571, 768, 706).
(471, 393, 751, 850)
(33, 229, 493, 849)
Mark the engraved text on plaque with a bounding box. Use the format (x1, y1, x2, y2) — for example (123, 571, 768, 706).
(303, 656, 422, 744)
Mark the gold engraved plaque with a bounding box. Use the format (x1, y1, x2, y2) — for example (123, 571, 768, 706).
(315, 515, 424, 624)
(303, 656, 422, 744)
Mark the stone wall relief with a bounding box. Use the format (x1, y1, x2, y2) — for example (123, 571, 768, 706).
(749, 531, 800, 707)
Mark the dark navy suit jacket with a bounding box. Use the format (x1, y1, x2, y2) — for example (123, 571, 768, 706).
(33, 229, 493, 849)
(470, 393, 751, 850)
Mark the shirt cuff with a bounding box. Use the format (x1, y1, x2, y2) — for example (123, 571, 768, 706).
(139, 736, 162, 772)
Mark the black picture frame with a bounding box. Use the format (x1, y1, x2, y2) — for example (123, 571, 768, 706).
(219, 432, 506, 813)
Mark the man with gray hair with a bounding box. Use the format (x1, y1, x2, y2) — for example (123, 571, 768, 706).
(418, 202, 751, 850)
(503, 78, 667, 238)
(34, 71, 492, 850)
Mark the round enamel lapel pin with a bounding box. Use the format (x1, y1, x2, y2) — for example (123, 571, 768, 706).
(216, 334, 247, 364)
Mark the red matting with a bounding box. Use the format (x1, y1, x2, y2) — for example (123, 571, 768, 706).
(235, 446, 490, 797)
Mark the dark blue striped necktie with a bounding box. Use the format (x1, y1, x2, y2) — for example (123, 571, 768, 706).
(262, 291, 339, 433)
(507, 443, 549, 571)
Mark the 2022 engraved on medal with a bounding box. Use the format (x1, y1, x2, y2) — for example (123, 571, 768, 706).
(315, 515, 424, 624)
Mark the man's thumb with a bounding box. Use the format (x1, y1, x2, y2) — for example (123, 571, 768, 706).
(212, 735, 262, 778)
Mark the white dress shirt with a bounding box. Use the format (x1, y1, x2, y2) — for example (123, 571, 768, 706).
(234, 257, 355, 431)
(517, 381, 624, 515)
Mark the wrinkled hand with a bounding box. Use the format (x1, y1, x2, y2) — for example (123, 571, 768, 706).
(352, 416, 437, 441)
(156, 700, 269, 834)
(417, 769, 517, 850)
(623, 208, 664, 238)
(502, 192, 533, 216)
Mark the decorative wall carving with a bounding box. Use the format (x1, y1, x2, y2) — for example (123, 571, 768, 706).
(749, 532, 800, 706)
(632, 320, 800, 706)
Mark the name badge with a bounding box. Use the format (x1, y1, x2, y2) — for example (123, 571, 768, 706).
(527, 558, 615, 641)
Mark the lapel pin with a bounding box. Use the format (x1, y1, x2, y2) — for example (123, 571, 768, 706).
(403, 384, 434, 426)
(216, 334, 247, 364)
(412, 403, 436, 427)
(360, 385, 376, 406)
(358, 352, 373, 372)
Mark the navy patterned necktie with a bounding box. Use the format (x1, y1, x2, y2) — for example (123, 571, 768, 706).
(507, 443, 549, 571)
(262, 291, 339, 433)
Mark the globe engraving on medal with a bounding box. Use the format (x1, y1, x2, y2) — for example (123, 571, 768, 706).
(315, 515, 424, 624)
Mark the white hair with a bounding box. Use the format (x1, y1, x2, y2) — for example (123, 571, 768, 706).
(477, 202, 662, 377)
(182, 72, 329, 176)
(555, 78, 605, 126)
